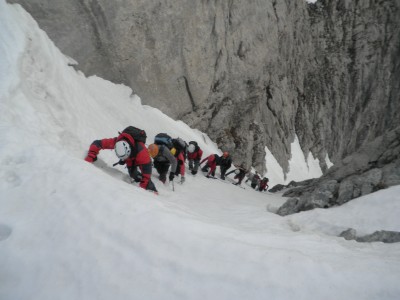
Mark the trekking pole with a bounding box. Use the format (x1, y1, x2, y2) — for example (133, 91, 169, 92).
(171, 180, 175, 191)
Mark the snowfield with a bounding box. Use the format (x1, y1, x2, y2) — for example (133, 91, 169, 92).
(1, 1, 400, 299)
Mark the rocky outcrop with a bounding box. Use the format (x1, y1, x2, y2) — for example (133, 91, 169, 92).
(276, 127, 400, 216)
(339, 228, 400, 243)
(7, 0, 400, 175)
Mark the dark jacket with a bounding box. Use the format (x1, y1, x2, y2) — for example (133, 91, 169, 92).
(226, 166, 247, 177)
(218, 156, 232, 169)
(153, 145, 178, 173)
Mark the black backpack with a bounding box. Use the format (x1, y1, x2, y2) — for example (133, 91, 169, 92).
(121, 126, 147, 143)
(173, 138, 188, 159)
(154, 133, 174, 149)
(172, 137, 186, 152)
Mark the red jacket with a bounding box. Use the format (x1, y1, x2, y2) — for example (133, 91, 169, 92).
(259, 179, 269, 191)
(176, 152, 185, 176)
(200, 154, 217, 176)
(85, 132, 155, 191)
(188, 148, 203, 161)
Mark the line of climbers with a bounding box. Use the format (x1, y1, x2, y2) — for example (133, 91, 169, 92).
(200, 154, 269, 191)
(84, 126, 269, 194)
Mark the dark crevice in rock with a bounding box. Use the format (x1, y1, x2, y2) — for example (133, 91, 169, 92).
(272, 0, 279, 22)
(265, 84, 273, 101)
(181, 76, 196, 110)
(266, 97, 277, 119)
(237, 41, 246, 59)
(228, 0, 234, 26)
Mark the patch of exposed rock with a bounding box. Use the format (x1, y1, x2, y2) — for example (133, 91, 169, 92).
(275, 127, 400, 216)
(339, 228, 400, 243)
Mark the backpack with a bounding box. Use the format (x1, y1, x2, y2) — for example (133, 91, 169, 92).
(172, 137, 187, 158)
(121, 126, 147, 143)
(172, 137, 186, 152)
(154, 133, 174, 149)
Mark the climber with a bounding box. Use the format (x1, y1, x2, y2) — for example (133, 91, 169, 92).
(217, 151, 232, 180)
(259, 177, 269, 192)
(246, 171, 261, 189)
(226, 165, 248, 185)
(173, 146, 186, 183)
(84, 126, 157, 193)
(200, 154, 219, 178)
(148, 143, 183, 184)
(187, 141, 203, 175)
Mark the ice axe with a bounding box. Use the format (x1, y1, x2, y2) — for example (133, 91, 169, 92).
(113, 160, 125, 167)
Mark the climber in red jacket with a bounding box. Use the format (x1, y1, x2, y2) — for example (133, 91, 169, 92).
(84, 127, 157, 193)
(200, 154, 219, 178)
(187, 141, 203, 175)
(258, 177, 269, 192)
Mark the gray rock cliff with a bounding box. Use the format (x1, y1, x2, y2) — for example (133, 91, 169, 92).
(7, 0, 400, 176)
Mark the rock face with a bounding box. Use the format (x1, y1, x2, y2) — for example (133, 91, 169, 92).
(7, 0, 400, 175)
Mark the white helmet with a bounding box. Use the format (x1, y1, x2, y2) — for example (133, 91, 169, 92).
(188, 144, 196, 153)
(235, 169, 240, 175)
(115, 140, 131, 161)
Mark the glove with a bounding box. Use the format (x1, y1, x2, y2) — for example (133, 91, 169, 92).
(117, 160, 126, 165)
(169, 172, 175, 181)
(180, 176, 185, 184)
(84, 151, 97, 163)
(84, 154, 97, 163)
(84, 156, 93, 163)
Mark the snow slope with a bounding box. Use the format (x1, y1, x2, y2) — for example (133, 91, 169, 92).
(1, 2, 400, 299)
